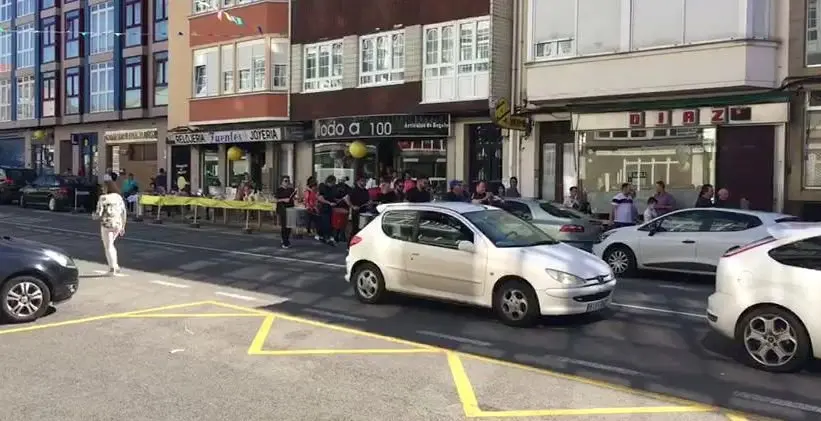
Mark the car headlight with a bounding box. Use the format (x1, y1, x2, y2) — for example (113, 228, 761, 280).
(545, 269, 586, 287)
(599, 230, 615, 241)
(44, 250, 75, 268)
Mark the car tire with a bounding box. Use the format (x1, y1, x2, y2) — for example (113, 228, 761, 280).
(47, 196, 58, 212)
(735, 306, 812, 373)
(493, 279, 541, 327)
(0, 275, 52, 323)
(603, 245, 637, 277)
(351, 262, 387, 304)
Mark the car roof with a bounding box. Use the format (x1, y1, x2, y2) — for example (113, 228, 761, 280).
(376, 202, 496, 214)
(767, 222, 821, 240)
(679, 207, 794, 221)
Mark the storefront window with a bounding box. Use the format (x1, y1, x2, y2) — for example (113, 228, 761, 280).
(32, 144, 54, 174)
(201, 145, 219, 189)
(579, 128, 716, 214)
(468, 123, 503, 192)
(397, 139, 447, 194)
(805, 109, 821, 188)
(313, 142, 377, 185)
(227, 143, 265, 189)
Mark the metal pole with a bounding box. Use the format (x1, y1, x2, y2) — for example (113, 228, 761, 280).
(243, 209, 252, 234)
(190, 205, 200, 228)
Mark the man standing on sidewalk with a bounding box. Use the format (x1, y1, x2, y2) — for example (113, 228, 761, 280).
(275, 176, 296, 249)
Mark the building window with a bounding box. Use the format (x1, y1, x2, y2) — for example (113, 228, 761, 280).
(90, 1, 114, 55)
(810, 0, 821, 66)
(154, 51, 168, 105)
(124, 0, 143, 47)
(270, 39, 287, 89)
(15, 75, 34, 120)
(124, 56, 143, 109)
(41, 18, 58, 64)
(0, 32, 10, 71)
(0, 79, 9, 122)
(42, 71, 57, 118)
(422, 17, 489, 103)
(359, 30, 404, 86)
(65, 67, 81, 114)
(154, 0, 168, 42)
(16, 23, 34, 68)
(237, 39, 264, 91)
(303, 40, 342, 92)
(0, 0, 10, 22)
(16, 0, 33, 17)
(89, 61, 114, 113)
(193, 47, 217, 97)
(65, 12, 81, 58)
(42, 0, 55, 9)
(221, 44, 233, 93)
(193, 0, 214, 13)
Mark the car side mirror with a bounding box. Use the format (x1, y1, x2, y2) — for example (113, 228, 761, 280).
(647, 224, 659, 236)
(457, 240, 475, 253)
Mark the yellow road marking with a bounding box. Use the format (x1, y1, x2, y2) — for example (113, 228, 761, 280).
(447, 352, 482, 417)
(206, 300, 270, 315)
(475, 406, 715, 417)
(726, 414, 749, 421)
(115, 313, 262, 318)
(247, 315, 275, 354)
(252, 349, 439, 356)
(0, 300, 214, 335)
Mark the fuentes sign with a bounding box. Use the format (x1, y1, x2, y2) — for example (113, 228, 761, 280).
(314, 114, 451, 140)
(167, 128, 282, 145)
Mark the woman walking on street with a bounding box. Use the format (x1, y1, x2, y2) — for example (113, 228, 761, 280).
(93, 176, 127, 275)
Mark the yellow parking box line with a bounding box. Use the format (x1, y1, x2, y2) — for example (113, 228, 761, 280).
(447, 352, 482, 417)
(252, 349, 439, 356)
(208, 300, 273, 315)
(474, 406, 715, 418)
(122, 301, 216, 316)
(0, 301, 215, 335)
(116, 313, 264, 319)
(248, 315, 276, 355)
(726, 414, 749, 421)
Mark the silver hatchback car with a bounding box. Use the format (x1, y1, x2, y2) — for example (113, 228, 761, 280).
(500, 198, 604, 251)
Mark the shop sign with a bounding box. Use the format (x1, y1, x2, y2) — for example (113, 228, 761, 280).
(169, 132, 214, 145)
(314, 114, 451, 140)
(103, 128, 159, 144)
(492, 98, 530, 132)
(168, 128, 283, 145)
(627, 106, 753, 128)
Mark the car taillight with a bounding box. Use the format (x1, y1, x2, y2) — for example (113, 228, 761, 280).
(560, 224, 585, 233)
(58, 187, 70, 195)
(349, 235, 362, 246)
(723, 236, 776, 257)
(0, 178, 11, 185)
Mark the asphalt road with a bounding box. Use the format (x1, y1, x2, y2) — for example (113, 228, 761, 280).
(0, 206, 817, 420)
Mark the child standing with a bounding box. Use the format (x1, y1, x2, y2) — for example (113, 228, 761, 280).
(644, 197, 658, 223)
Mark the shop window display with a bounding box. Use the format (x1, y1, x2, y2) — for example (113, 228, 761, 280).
(201, 145, 219, 190)
(227, 143, 265, 189)
(579, 128, 716, 215)
(313, 142, 377, 185)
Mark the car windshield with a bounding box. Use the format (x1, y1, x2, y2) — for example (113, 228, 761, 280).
(463, 209, 558, 248)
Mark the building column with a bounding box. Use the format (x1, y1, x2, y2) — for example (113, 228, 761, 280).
(774, 123, 786, 213)
(263, 141, 275, 191)
(190, 145, 201, 192)
(217, 144, 227, 187)
(519, 125, 538, 198)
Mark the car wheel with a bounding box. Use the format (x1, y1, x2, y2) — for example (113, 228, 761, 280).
(0, 275, 51, 323)
(47, 196, 58, 212)
(736, 306, 812, 373)
(18, 194, 26, 208)
(603, 245, 637, 277)
(493, 279, 540, 327)
(352, 263, 387, 304)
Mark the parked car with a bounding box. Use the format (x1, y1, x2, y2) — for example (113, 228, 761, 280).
(0, 235, 78, 322)
(19, 174, 94, 212)
(592, 208, 799, 276)
(345, 202, 615, 327)
(707, 222, 821, 372)
(499, 198, 604, 251)
(0, 167, 37, 204)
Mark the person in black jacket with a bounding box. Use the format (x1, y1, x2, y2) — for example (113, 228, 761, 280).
(275, 176, 296, 248)
(694, 184, 714, 207)
(443, 180, 469, 202)
(348, 176, 370, 236)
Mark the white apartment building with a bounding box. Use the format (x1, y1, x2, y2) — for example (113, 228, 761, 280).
(507, 0, 789, 214)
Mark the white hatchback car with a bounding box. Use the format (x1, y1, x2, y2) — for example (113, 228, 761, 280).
(345, 202, 616, 327)
(707, 222, 821, 373)
(592, 208, 798, 276)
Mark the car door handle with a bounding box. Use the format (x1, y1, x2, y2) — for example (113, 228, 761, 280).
(682, 240, 695, 244)
(410, 253, 420, 256)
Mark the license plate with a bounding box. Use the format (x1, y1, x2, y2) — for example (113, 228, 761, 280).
(586, 299, 609, 312)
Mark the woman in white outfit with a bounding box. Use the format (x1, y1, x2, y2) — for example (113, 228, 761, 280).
(93, 176, 127, 275)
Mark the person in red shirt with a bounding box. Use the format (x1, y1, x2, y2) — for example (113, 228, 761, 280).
(303, 177, 319, 238)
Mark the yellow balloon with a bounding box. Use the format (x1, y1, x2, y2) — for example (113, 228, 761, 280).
(227, 146, 243, 161)
(349, 141, 367, 159)
(32, 130, 45, 140)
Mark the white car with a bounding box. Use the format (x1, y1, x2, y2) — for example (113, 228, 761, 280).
(592, 208, 798, 276)
(707, 222, 821, 372)
(344, 202, 616, 327)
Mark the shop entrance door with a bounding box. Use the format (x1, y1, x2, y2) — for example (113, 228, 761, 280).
(716, 125, 775, 211)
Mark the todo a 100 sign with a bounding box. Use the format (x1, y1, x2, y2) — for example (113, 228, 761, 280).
(313, 114, 451, 140)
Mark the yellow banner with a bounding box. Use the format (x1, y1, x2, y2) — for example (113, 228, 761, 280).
(139, 195, 274, 211)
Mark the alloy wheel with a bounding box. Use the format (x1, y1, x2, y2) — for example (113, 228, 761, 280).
(606, 250, 629, 274)
(5, 281, 44, 318)
(500, 288, 529, 321)
(48, 197, 57, 211)
(743, 314, 799, 368)
(356, 269, 379, 299)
